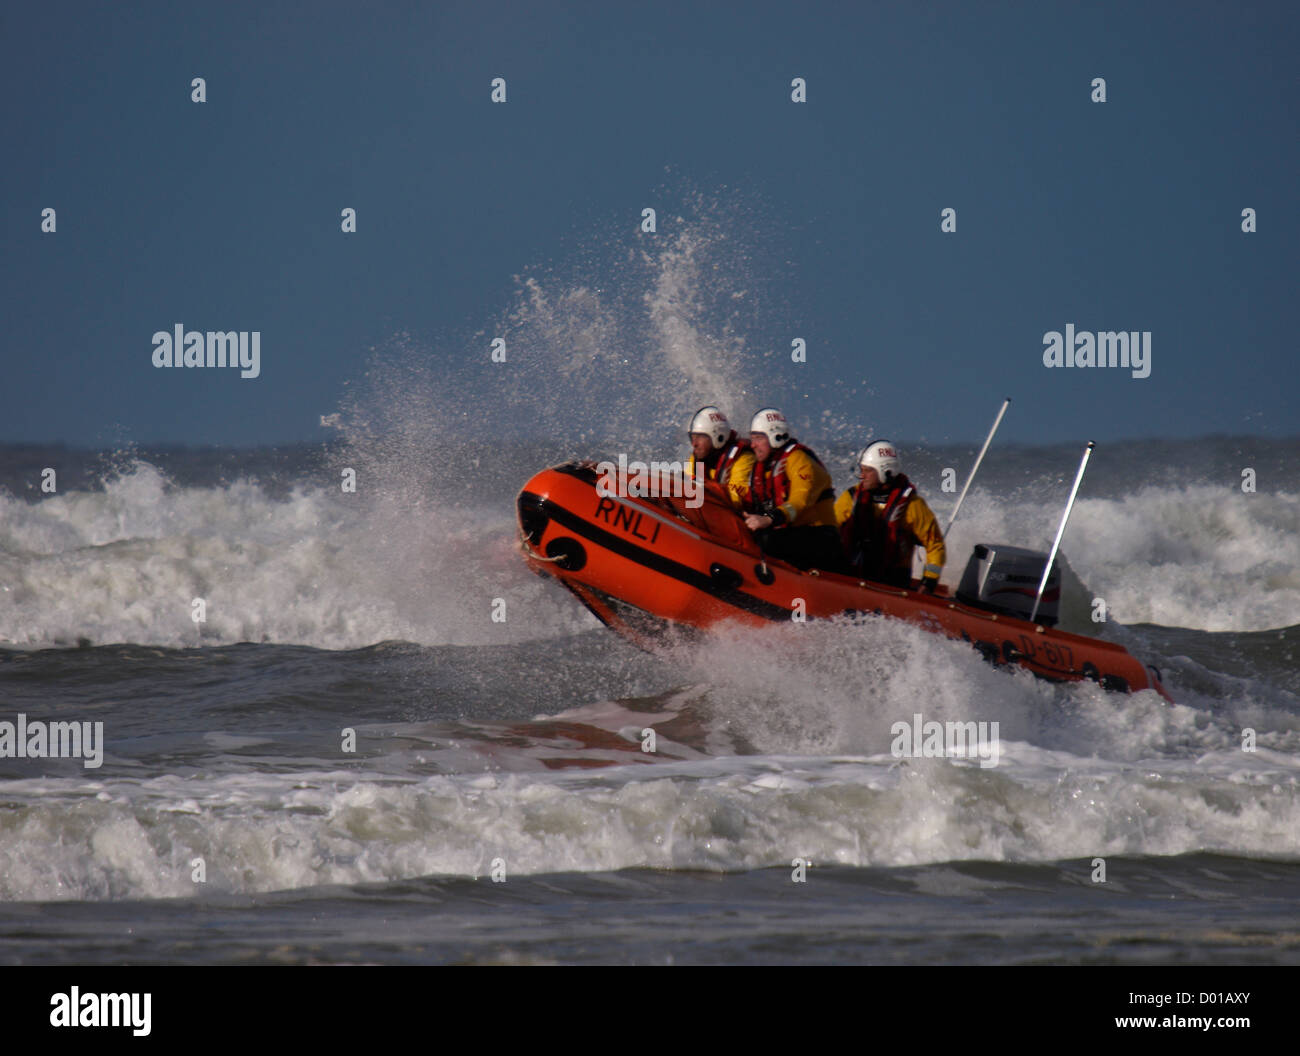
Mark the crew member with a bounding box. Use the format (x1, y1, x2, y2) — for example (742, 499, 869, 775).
(834, 440, 946, 591)
(685, 406, 754, 508)
(741, 408, 843, 572)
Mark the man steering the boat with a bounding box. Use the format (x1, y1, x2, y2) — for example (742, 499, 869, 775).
(685, 406, 755, 508)
(835, 441, 946, 592)
(741, 408, 844, 572)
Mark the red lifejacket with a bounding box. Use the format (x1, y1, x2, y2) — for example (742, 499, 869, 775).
(748, 441, 829, 514)
(707, 433, 751, 488)
(842, 473, 916, 578)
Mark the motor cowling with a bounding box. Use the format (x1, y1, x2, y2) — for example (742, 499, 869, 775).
(956, 543, 1061, 626)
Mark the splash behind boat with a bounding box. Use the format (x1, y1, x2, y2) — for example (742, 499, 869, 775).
(517, 462, 1173, 701)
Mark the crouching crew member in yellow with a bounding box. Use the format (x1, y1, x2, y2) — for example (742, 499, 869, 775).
(742, 408, 844, 573)
(685, 406, 755, 509)
(835, 441, 945, 591)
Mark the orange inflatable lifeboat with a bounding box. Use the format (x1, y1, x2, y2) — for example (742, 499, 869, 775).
(517, 462, 1173, 701)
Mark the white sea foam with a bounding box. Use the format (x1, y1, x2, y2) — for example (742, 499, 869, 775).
(0, 463, 594, 648)
(940, 485, 1300, 633)
(0, 614, 1294, 902)
(1, 732, 1296, 901)
(1, 467, 1293, 649)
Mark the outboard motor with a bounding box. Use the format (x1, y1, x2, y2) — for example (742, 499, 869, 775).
(956, 543, 1061, 626)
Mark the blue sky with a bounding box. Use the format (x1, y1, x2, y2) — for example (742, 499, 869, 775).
(2, 0, 1296, 447)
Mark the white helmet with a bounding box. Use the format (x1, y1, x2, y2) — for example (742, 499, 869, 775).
(860, 440, 901, 484)
(688, 406, 731, 449)
(749, 407, 791, 448)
